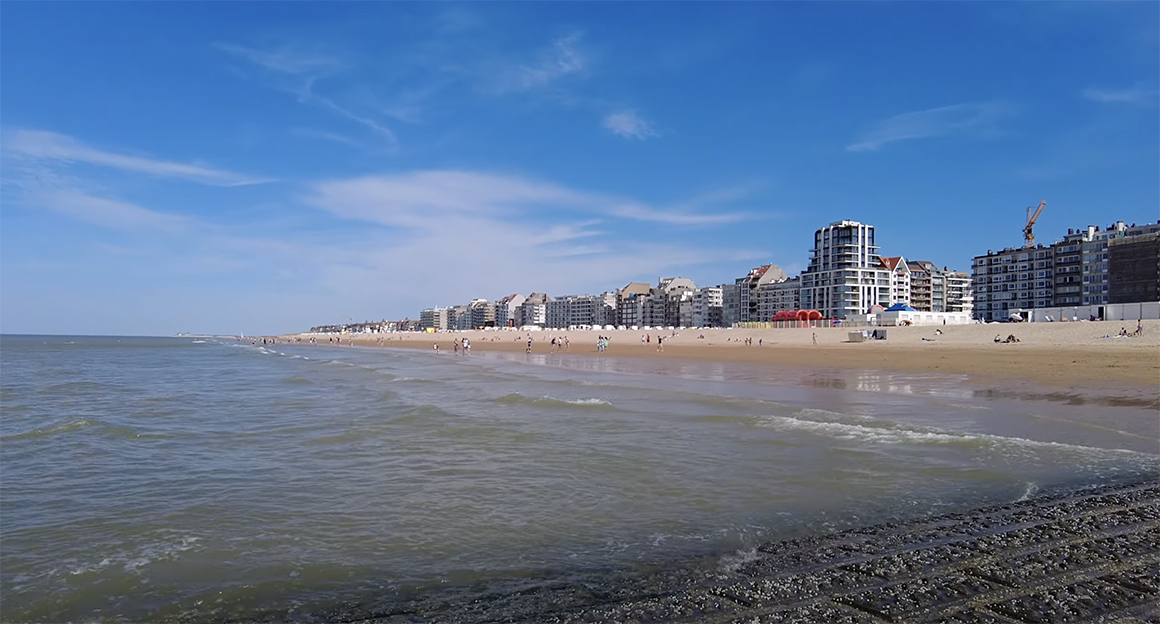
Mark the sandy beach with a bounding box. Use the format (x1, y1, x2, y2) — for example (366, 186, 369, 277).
(293, 319, 1160, 388)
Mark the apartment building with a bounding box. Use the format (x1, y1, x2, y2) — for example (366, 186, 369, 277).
(1052, 237, 1083, 307)
(494, 294, 526, 328)
(878, 257, 911, 306)
(972, 245, 1055, 322)
(519, 293, 550, 327)
(722, 265, 787, 325)
(1056, 222, 1160, 306)
(721, 283, 741, 327)
(616, 282, 652, 327)
(419, 307, 451, 331)
(800, 220, 890, 319)
(648, 277, 696, 327)
(1109, 231, 1160, 304)
(450, 305, 471, 330)
(691, 287, 723, 328)
(757, 277, 801, 320)
(545, 297, 571, 329)
(468, 299, 495, 329)
(974, 221, 1160, 321)
(572, 292, 617, 327)
(945, 271, 974, 314)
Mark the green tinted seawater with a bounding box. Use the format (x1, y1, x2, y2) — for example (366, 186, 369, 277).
(2, 335, 1156, 622)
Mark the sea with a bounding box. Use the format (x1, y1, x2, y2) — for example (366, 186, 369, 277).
(2, 334, 1157, 623)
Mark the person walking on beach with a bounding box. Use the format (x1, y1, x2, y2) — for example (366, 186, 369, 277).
(812, 332, 817, 346)
(526, 338, 533, 354)
(656, 336, 664, 352)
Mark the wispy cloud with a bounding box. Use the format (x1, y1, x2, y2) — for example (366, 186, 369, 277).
(306, 170, 745, 228)
(213, 43, 343, 76)
(216, 43, 398, 147)
(302, 80, 399, 145)
(32, 189, 190, 232)
(1083, 84, 1159, 105)
(603, 110, 659, 140)
(4, 130, 271, 186)
(846, 102, 1011, 152)
(518, 33, 585, 90)
(292, 128, 364, 148)
(481, 33, 587, 95)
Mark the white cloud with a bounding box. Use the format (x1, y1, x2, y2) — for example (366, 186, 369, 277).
(846, 102, 1011, 152)
(5, 130, 271, 186)
(306, 170, 745, 228)
(1082, 84, 1159, 105)
(213, 43, 343, 76)
(603, 110, 659, 140)
(33, 189, 189, 232)
(292, 128, 364, 148)
(483, 34, 587, 94)
(523, 33, 585, 87)
(282, 168, 767, 318)
(217, 43, 398, 147)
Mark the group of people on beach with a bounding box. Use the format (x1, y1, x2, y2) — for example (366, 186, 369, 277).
(1119, 321, 1145, 337)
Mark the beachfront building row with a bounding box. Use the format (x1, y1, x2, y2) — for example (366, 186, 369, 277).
(791, 220, 974, 320)
(879, 257, 973, 314)
(972, 221, 1160, 322)
(412, 219, 976, 331)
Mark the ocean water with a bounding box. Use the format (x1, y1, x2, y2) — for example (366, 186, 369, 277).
(1, 334, 1157, 623)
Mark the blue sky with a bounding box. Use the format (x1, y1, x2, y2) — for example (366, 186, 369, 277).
(2, 2, 1157, 336)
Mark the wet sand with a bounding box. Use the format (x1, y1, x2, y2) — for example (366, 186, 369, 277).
(297, 319, 1160, 388)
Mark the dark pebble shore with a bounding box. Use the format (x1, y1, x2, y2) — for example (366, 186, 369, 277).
(324, 479, 1160, 624)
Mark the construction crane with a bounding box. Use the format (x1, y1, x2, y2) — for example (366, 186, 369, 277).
(1023, 200, 1046, 248)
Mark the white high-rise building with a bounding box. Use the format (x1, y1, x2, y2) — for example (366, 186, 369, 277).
(800, 220, 890, 319)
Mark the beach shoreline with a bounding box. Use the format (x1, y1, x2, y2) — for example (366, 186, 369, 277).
(289, 319, 1160, 389)
(338, 477, 1160, 624)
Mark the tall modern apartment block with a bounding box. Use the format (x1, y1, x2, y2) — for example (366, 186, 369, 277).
(801, 220, 890, 319)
